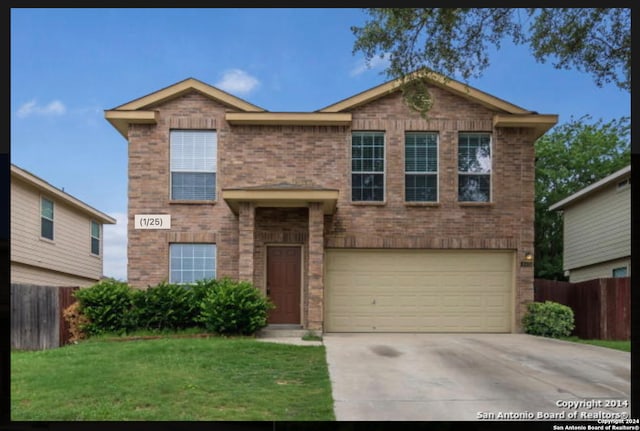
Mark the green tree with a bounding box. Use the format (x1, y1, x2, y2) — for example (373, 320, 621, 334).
(534, 115, 630, 279)
(352, 8, 630, 116)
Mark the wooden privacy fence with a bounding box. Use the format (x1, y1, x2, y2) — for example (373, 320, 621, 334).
(11, 284, 79, 350)
(534, 277, 630, 340)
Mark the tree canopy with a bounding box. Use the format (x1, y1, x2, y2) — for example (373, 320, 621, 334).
(351, 8, 631, 279)
(352, 8, 630, 116)
(534, 115, 630, 280)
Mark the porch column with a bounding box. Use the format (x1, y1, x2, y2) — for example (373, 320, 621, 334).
(238, 201, 255, 284)
(308, 202, 324, 331)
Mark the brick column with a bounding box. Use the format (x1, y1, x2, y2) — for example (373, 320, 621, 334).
(238, 202, 255, 284)
(516, 131, 536, 333)
(308, 202, 324, 332)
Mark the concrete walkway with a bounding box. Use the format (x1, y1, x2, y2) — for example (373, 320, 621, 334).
(323, 333, 631, 421)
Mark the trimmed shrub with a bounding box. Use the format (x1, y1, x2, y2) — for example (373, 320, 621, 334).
(132, 282, 199, 331)
(522, 300, 575, 338)
(185, 278, 218, 324)
(197, 277, 274, 335)
(73, 279, 136, 335)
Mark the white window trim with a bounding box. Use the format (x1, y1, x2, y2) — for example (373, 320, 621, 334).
(169, 243, 217, 284)
(457, 132, 493, 203)
(169, 129, 218, 201)
(404, 132, 439, 203)
(40, 196, 54, 240)
(351, 131, 386, 203)
(90, 220, 100, 256)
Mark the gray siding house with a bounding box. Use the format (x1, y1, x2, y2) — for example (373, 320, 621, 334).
(549, 165, 631, 282)
(11, 164, 116, 286)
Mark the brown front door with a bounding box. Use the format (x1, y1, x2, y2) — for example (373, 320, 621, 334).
(267, 246, 301, 324)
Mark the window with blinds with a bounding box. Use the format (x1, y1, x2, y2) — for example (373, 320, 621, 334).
(41, 197, 54, 240)
(170, 130, 217, 200)
(91, 221, 100, 255)
(352, 132, 385, 202)
(458, 133, 491, 202)
(405, 132, 438, 202)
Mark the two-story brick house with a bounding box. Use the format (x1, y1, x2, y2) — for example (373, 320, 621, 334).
(105, 72, 557, 333)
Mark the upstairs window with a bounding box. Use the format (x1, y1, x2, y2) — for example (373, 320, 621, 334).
(458, 133, 491, 202)
(41, 197, 54, 240)
(405, 132, 438, 202)
(352, 132, 384, 202)
(617, 178, 630, 191)
(170, 130, 217, 201)
(91, 221, 100, 255)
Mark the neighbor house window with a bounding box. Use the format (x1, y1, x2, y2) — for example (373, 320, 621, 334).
(170, 243, 216, 284)
(405, 132, 438, 202)
(352, 131, 384, 202)
(458, 133, 491, 202)
(91, 221, 100, 255)
(612, 267, 628, 277)
(41, 197, 54, 240)
(170, 130, 217, 200)
(617, 178, 630, 190)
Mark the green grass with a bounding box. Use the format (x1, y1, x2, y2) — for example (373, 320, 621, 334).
(560, 336, 630, 352)
(88, 327, 213, 341)
(12, 336, 335, 421)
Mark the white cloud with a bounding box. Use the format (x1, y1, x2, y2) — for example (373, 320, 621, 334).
(17, 99, 67, 118)
(350, 53, 391, 77)
(215, 69, 260, 95)
(103, 212, 127, 281)
(16, 100, 37, 118)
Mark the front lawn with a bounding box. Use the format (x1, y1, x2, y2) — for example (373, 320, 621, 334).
(12, 336, 335, 421)
(560, 336, 630, 352)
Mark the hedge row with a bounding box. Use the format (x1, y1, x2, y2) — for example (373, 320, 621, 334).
(65, 278, 274, 338)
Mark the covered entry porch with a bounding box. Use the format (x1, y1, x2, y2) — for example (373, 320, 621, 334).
(222, 184, 338, 331)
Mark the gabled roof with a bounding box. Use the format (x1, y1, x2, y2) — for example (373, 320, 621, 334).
(549, 165, 631, 211)
(318, 70, 557, 139)
(105, 72, 558, 139)
(105, 77, 266, 137)
(11, 164, 117, 224)
(111, 77, 265, 112)
(319, 70, 531, 114)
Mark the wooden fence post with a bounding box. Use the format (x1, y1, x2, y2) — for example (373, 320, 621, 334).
(11, 284, 79, 350)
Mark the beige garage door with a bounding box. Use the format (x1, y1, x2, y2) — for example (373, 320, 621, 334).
(325, 249, 514, 332)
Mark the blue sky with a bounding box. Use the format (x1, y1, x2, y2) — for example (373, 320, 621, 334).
(10, 8, 631, 281)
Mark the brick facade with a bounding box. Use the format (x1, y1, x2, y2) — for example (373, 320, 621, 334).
(120, 79, 545, 333)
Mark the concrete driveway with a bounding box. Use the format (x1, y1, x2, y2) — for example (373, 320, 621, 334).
(323, 333, 630, 421)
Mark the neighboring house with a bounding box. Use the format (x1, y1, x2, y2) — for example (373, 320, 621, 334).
(549, 165, 631, 283)
(11, 164, 116, 286)
(105, 73, 557, 333)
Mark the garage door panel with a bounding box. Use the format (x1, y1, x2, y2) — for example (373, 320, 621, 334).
(376, 295, 435, 307)
(327, 253, 512, 272)
(486, 295, 509, 307)
(325, 250, 514, 333)
(330, 316, 374, 331)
